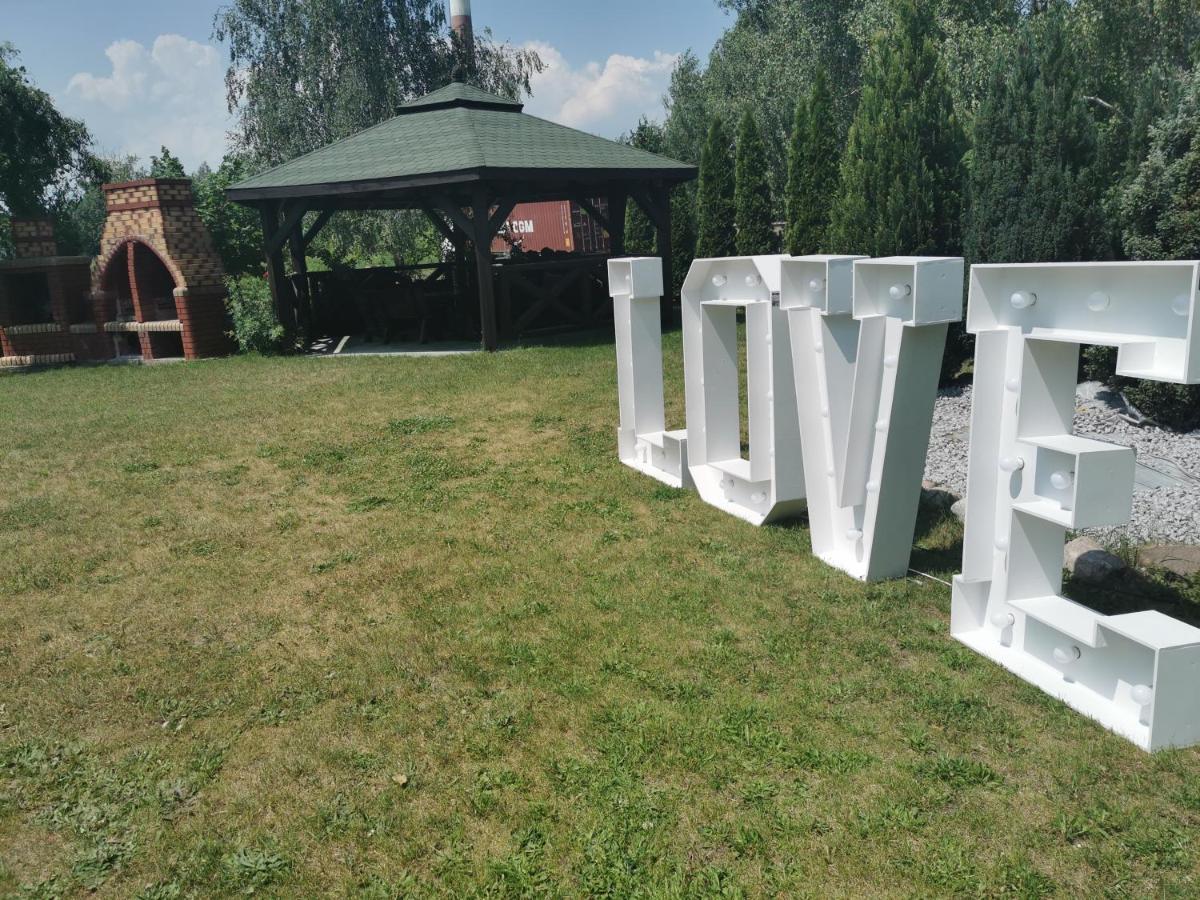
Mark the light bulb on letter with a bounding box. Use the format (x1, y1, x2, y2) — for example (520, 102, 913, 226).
(1053, 646, 1082, 666)
(1050, 470, 1074, 491)
(889, 283, 911, 301)
(1010, 291, 1037, 310)
(712, 274, 727, 287)
(1087, 292, 1110, 312)
(999, 457, 1025, 473)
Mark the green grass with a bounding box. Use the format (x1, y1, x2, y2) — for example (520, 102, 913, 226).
(2, 332, 1200, 897)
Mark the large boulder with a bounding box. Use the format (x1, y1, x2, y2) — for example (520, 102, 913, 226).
(950, 497, 968, 523)
(1138, 545, 1200, 578)
(1064, 537, 1126, 585)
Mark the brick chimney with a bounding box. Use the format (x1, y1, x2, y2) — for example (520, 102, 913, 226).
(11, 218, 58, 259)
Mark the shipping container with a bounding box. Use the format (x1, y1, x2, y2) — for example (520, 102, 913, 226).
(492, 201, 575, 254)
(491, 199, 613, 256)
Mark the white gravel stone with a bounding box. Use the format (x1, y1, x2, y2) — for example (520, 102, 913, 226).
(923, 384, 1200, 547)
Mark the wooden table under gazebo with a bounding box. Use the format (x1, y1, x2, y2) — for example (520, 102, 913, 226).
(226, 83, 696, 351)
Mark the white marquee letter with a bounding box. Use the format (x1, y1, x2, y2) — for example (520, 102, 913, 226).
(609, 257, 691, 488)
(953, 261, 1200, 751)
(681, 256, 806, 525)
(783, 255, 964, 581)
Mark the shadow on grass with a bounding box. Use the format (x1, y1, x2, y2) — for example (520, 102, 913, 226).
(1066, 567, 1200, 629)
(910, 502, 964, 579)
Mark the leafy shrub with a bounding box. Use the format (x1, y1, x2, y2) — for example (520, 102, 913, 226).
(224, 275, 283, 354)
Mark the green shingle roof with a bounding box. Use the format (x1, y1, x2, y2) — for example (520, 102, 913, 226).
(400, 82, 523, 112)
(228, 83, 695, 199)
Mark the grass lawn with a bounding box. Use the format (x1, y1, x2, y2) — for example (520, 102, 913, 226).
(2, 333, 1200, 898)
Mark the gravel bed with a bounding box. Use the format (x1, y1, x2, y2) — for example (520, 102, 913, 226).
(923, 384, 1200, 546)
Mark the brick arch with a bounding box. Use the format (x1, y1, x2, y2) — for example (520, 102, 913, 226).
(94, 236, 185, 296)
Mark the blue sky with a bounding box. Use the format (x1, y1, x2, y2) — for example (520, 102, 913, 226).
(3, 0, 731, 170)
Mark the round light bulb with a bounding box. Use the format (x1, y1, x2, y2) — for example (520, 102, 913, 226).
(999, 456, 1025, 473)
(826, 468, 835, 479)
(1087, 292, 1111, 312)
(889, 283, 912, 301)
(746, 274, 762, 288)
(1173, 293, 1191, 317)
(866, 481, 880, 494)
(884, 355, 899, 368)
(1131, 684, 1154, 706)
(846, 529, 864, 542)
(814, 341, 824, 354)
(1010, 291, 1037, 310)
(712, 274, 727, 287)
(1005, 378, 1021, 393)
(1053, 646, 1081, 666)
(991, 612, 1015, 629)
(1050, 470, 1074, 491)
(875, 420, 889, 432)
(995, 537, 1010, 552)
(809, 278, 825, 293)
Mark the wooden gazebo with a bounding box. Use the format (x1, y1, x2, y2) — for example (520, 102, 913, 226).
(226, 83, 696, 351)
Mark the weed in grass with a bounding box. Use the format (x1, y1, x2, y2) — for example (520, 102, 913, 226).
(311, 551, 358, 574)
(992, 854, 1056, 897)
(122, 459, 160, 474)
(347, 494, 390, 513)
(388, 414, 454, 436)
(913, 754, 1002, 789)
(224, 846, 290, 890)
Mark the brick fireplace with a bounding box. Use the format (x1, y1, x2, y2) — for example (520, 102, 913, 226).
(1, 179, 232, 370)
(0, 219, 99, 368)
(92, 178, 231, 361)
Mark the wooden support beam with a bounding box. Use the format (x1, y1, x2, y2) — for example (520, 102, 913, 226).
(420, 205, 463, 247)
(632, 188, 670, 233)
(259, 203, 296, 347)
(470, 187, 500, 352)
(488, 197, 518, 236)
(433, 195, 475, 237)
(302, 209, 334, 249)
(288, 224, 311, 340)
(609, 191, 628, 257)
(265, 202, 308, 257)
(573, 195, 613, 234)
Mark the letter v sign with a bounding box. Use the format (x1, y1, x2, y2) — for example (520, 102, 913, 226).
(782, 255, 965, 581)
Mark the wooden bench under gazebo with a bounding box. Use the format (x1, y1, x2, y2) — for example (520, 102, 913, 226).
(226, 83, 697, 351)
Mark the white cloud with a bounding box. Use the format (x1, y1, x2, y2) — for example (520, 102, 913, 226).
(522, 42, 677, 138)
(63, 35, 231, 171)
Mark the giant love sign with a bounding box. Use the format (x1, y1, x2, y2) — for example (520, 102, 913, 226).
(609, 254, 1200, 751)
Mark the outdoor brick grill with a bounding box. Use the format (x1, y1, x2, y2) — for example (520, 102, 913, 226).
(0, 219, 97, 367)
(1, 180, 232, 369)
(92, 178, 231, 361)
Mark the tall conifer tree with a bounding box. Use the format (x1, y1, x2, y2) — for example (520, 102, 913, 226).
(964, 9, 1106, 264)
(785, 67, 840, 255)
(828, 0, 965, 256)
(734, 110, 776, 255)
(695, 117, 737, 259)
